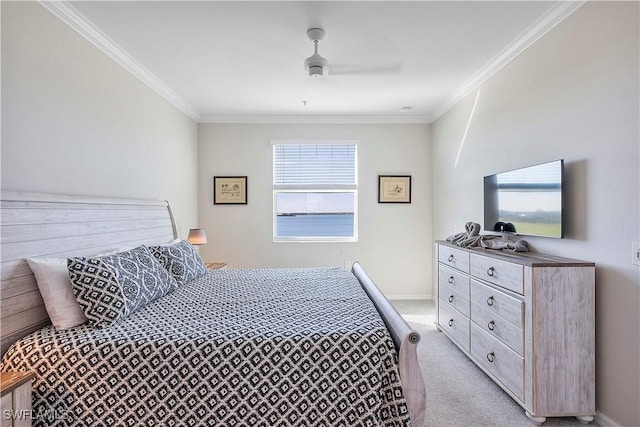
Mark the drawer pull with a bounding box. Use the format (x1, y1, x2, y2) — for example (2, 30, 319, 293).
(448, 276, 454, 284)
(487, 267, 495, 277)
(448, 295, 454, 303)
(448, 319, 454, 327)
(487, 296, 495, 306)
(488, 320, 495, 331)
(448, 254, 455, 262)
(486, 352, 495, 363)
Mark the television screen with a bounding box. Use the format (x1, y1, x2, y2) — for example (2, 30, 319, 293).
(484, 160, 564, 239)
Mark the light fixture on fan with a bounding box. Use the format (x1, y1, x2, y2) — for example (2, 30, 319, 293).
(304, 28, 328, 78)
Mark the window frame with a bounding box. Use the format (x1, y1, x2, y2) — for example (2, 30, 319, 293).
(272, 140, 358, 243)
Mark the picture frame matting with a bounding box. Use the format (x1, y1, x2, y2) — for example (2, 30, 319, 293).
(213, 176, 247, 205)
(378, 175, 411, 203)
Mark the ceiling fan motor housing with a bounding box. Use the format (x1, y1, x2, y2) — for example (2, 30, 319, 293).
(307, 28, 325, 42)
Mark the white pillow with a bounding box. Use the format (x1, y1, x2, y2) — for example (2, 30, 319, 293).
(26, 257, 88, 330)
(26, 247, 131, 330)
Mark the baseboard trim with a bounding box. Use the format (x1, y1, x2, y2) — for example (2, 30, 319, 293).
(387, 295, 433, 301)
(595, 411, 621, 427)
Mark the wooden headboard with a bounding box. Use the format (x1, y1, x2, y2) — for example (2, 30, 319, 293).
(0, 191, 178, 355)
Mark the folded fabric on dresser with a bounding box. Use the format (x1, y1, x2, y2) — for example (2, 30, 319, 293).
(447, 221, 528, 252)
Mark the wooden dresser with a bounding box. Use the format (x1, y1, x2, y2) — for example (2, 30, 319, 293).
(1, 371, 34, 427)
(435, 241, 595, 425)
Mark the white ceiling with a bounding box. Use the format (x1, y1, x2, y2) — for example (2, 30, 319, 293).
(51, 1, 583, 123)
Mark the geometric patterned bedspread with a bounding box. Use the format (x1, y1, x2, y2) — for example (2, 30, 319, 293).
(2, 268, 411, 426)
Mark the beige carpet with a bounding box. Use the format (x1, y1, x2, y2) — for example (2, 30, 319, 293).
(391, 300, 597, 427)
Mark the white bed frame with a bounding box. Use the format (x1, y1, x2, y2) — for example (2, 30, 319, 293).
(352, 262, 426, 425)
(0, 191, 177, 355)
(0, 191, 425, 425)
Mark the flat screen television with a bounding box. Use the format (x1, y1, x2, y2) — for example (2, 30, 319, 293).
(483, 159, 564, 239)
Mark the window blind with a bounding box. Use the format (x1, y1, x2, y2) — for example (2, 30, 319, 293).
(273, 144, 357, 189)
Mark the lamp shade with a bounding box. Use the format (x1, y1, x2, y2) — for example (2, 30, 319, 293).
(187, 228, 208, 245)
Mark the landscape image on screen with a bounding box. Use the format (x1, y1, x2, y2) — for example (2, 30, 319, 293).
(484, 160, 563, 238)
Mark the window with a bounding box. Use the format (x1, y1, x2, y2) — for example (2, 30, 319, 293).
(273, 142, 358, 242)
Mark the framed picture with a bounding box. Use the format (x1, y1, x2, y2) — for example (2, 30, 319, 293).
(213, 176, 247, 205)
(378, 175, 411, 203)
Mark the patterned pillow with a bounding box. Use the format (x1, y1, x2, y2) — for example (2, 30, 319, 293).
(149, 240, 207, 285)
(68, 245, 178, 328)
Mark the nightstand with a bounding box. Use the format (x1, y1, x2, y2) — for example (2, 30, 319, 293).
(1, 371, 34, 427)
(205, 262, 227, 270)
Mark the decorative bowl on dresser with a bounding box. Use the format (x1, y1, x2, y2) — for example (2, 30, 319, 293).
(435, 241, 596, 425)
(1, 371, 34, 427)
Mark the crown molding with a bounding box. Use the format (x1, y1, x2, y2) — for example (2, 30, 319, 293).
(38, 0, 584, 126)
(38, 1, 201, 122)
(431, 0, 587, 122)
(199, 114, 433, 125)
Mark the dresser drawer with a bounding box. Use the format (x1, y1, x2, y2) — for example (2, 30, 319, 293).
(470, 253, 523, 294)
(438, 303, 470, 352)
(438, 265, 470, 317)
(438, 245, 470, 273)
(470, 279, 524, 329)
(471, 303, 523, 355)
(471, 324, 524, 401)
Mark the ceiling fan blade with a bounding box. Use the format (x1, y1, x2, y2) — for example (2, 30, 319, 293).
(329, 62, 403, 76)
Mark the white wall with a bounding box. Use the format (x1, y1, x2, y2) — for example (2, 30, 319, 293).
(431, 2, 639, 426)
(1, 2, 198, 236)
(198, 123, 432, 298)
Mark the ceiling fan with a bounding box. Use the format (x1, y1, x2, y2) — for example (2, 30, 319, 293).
(303, 28, 402, 78)
(304, 28, 329, 78)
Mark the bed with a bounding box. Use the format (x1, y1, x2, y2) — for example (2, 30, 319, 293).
(0, 191, 426, 426)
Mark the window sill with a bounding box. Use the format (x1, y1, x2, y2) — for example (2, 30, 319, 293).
(273, 237, 358, 243)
